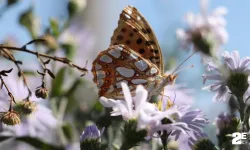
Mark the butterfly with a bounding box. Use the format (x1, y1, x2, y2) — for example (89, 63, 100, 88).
(92, 6, 177, 99)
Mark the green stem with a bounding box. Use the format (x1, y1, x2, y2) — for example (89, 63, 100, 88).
(160, 131, 169, 150)
(237, 96, 246, 131)
(120, 141, 132, 150)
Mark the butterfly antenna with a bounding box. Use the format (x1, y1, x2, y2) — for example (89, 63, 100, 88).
(171, 51, 197, 75)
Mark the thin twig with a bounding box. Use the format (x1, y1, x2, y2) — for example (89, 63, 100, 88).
(0, 75, 15, 111)
(0, 45, 88, 75)
(0, 48, 32, 98)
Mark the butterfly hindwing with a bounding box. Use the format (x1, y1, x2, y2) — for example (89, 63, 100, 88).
(111, 6, 164, 73)
(92, 45, 160, 99)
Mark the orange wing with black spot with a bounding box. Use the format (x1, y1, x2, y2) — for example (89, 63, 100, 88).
(110, 6, 164, 74)
(91, 45, 160, 99)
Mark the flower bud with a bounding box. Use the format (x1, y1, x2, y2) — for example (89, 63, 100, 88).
(80, 125, 104, 150)
(15, 101, 36, 115)
(0, 110, 21, 126)
(35, 87, 49, 99)
(215, 113, 239, 149)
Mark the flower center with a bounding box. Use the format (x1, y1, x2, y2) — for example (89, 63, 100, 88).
(227, 72, 249, 97)
(191, 30, 213, 56)
(156, 99, 174, 111)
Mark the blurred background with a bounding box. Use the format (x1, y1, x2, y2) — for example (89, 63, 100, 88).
(0, 0, 249, 149)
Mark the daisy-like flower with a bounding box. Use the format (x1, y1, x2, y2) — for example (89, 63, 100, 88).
(99, 82, 180, 131)
(169, 106, 209, 149)
(176, 0, 228, 57)
(202, 51, 250, 102)
(100, 83, 182, 150)
(99, 82, 157, 122)
(0, 76, 59, 148)
(147, 97, 209, 150)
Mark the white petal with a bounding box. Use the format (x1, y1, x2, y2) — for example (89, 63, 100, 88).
(222, 51, 236, 70)
(113, 102, 130, 119)
(153, 106, 181, 122)
(213, 7, 228, 16)
(202, 82, 222, 92)
(176, 29, 188, 40)
(137, 110, 152, 131)
(99, 97, 117, 107)
(232, 51, 240, 68)
(213, 86, 230, 102)
(215, 27, 228, 44)
(121, 82, 133, 116)
(143, 103, 158, 114)
(202, 74, 223, 83)
(185, 12, 195, 27)
(134, 85, 148, 116)
(239, 57, 250, 71)
(200, 0, 208, 17)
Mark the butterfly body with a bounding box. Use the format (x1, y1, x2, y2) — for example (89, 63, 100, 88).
(92, 6, 177, 99)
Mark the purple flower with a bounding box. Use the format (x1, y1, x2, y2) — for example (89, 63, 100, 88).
(169, 106, 209, 149)
(177, 0, 228, 57)
(215, 112, 234, 134)
(203, 51, 250, 102)
(80, 125, 104, 142)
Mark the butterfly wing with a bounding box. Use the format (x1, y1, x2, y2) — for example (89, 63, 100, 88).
(110, 6, 164, 73)
(92, 45, 160, 99)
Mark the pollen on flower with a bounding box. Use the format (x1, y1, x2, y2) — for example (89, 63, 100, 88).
(15, 101, 36, 115)
(156, 100, 163, 111)
(156, 99, 174, 111)
(0, 110, 21, 126)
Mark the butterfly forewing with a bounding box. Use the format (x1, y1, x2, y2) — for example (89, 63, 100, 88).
(111, 6, 164, 73)
(92, 45, 160, 99)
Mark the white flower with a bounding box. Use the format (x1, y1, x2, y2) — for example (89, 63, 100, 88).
(0, 76, 58, 146)
(100, 83, 180, 132)
(203, 51, 250, 102)
(99, 82, 156, 121)
(177, 0, 228, 57)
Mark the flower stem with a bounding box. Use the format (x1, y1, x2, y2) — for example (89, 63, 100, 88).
(0, 74, 15, 110)
(160, 130, 170, 150)
(0, 47, 32, 98)
(237, 96, 247, 131)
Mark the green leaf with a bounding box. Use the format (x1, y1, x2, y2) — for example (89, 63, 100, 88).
(67, 1, 78, 19)
(49, 18, 60, 38)
(16, 136, 64, 150)
(60, 43, 76, 60)
(51, 67, 66, 97)
(62, 122, 73, 141)
(19, 8, 35, 38)
(63, 78, 82, 97)
(0, 136, 12, 142)
(93, 102, 104, 113)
